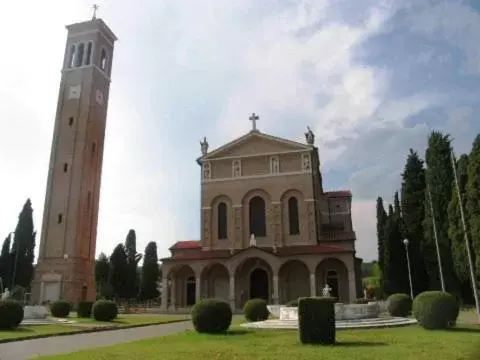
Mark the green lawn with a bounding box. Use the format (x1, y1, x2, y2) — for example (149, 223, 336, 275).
(0, 315, 189, 341)
(38, 310, 480, 360)
(38, 325, 480, 360)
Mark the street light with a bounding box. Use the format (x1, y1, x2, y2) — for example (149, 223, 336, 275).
(403, 239, 414, 300)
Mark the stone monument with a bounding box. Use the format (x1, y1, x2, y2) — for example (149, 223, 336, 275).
(322, 284, 332, 298)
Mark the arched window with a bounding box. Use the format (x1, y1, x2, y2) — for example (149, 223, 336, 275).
(85, 42, 93, 65)
(218, 202, 228, 240)
(249, 196, 266, 237)
(68, 44, 76, 68)
(100, 48, 107, 71)
(288, 197, 300, 235)
(75, 43, 85, 67)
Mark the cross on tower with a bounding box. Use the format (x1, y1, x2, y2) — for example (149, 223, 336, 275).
(92, 4, 99, 20)
(249, 113, 259, 131)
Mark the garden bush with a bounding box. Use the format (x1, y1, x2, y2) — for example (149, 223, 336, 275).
(244, 298, 269, 321)
(191, 298, 232, 334)
(387, 293, 412, 317)
(50, 300, 71, 318)
(412, 291, 459, 330)
(298, 297, 335, 345)
(0, 299, 24, 329)
(92, 300, 118, 321)
(354, 298, 369, 304)
(77, 301, 94, 318)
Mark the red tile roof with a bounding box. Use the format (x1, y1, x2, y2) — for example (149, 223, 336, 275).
(324, 190, 352, 197)
(169, 240, 201, 250)
(162, 243, 352, 261)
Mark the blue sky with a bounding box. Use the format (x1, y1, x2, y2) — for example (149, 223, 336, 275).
(0, 0, 479, 262)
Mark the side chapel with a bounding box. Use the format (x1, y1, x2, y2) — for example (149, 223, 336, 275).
(160, 114, 362, 311)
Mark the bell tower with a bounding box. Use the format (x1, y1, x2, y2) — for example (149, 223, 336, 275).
(32, 17, 117, 304)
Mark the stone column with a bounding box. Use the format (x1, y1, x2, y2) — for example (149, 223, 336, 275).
(273, 274, 279, 304)
(195, 277, 201, 304)
(310, 273, 316, 297)
(348, 269, 357, 304)
(233, 206, 242, 250)
(170, 278, 176, 310)
(160, 276, 168, 311)
(229, 275, 235, 311)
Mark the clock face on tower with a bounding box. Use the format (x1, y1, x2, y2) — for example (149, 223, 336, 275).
(95, 89, 104, 106)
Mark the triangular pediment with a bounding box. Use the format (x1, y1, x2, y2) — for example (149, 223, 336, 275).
(199, 131, 311, 162)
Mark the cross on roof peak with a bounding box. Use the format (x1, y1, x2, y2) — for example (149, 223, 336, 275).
(249, 112, 259, 132)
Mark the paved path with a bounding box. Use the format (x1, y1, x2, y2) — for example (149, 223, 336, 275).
(0, 321, 192, 360)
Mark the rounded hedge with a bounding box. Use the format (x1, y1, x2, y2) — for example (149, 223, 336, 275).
(412, 291, 459, 330)
(92, 300, 118, 322)
(77, 301, 94, 318)
(50, 300, 71, 318)
(244, 298, 269, 322)
(0, 299, 24, 329)
(387, 293, 412, 317)
(191, 299, 232, 334)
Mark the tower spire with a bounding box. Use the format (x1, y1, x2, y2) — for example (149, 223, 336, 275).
(91, 4, 99, 20)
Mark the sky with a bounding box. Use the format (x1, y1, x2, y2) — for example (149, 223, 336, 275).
(0, 0, 479, 263)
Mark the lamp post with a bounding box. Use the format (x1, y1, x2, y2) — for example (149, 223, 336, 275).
(403, 239, 414, 300)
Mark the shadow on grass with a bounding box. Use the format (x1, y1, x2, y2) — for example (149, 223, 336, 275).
(335, 341, 388, 347)
(225, 329, 250, 336)
(448, 327, 480, 334)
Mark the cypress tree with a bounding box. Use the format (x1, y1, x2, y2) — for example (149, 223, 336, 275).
(401, 149, 429, 294)
(124, 229, 142, 299)
(0, 234, 12, 290)
(423, 131, 458, 292)
(376, 197, 387, 273)
(95, 252, 110, 297)
(466, 135, 480, 279)
(11, 199, 36, 289)
(109, 244, 128, 299)
(139, 242, 160, 301)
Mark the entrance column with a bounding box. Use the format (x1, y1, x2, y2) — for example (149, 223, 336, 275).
(170, 278, 176, 310)
(348, 268, 357, 303)
(272, 274, 279, 304)
(229, 274, 235, 311)
(160, 276, 168, 311)
(310, 273, 316, 296)
(195, 276, 201, 304)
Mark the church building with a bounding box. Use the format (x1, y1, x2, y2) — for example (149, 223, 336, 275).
(160, 115, 363, 312)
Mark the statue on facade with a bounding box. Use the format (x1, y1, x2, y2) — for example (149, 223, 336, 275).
(200, 137, 209, 155)
(249, 233, 257, 247)
(1, 288, 10, 300)
(322, 284, 332, 298)
(305, 126, 315, 145)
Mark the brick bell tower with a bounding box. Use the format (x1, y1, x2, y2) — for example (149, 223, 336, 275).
(32, 16, 117, 304)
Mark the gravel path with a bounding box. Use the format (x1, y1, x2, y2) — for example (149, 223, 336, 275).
(0, 321, 192, 360)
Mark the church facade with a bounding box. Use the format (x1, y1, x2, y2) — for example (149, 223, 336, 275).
(160, 119, 362, 311)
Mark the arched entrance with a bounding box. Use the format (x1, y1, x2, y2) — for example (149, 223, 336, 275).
(315, 258, 350, 302)
(278, 260, 310, 303)
(186, 276, 196, 306)
(201, 263, 229, 302)
(250, 268, 269, 300)
(326, 270, 339, 299)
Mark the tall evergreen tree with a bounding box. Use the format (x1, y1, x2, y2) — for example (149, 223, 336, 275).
(383, 193, 409, 295)
(0, 234, 12, 290)
(139, 242, 160, 300)
(423, 131, 458, 292)
(466, 135, 480, 279)
(376, 197, 387, 273)
(401, 149, 429, 294)
(95, 252, 111, 297)
(11, 199, 36, 289)
(109, 244, 128, 299)
(124, 230, 142, 299)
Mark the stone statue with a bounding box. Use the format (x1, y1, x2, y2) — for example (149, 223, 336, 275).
(322, 284, 332, 298)
(249, 233, 257, 247)
(200, 137, 209, 155)
(1, 288, 10, 300)
(305, 126, 315, 145)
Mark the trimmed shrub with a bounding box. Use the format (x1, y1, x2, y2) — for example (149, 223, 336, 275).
(92, 300, 118, 322)
(50, 300, 71, 318)
(298, 297, 335, 345)
(191, 299, 232, 334)
(387, 293, 412, 317)
(412, 291, 460, 330)
(0, 299, 24, 329)
(244, 298, 269, 322)
(77, 301, 94, 318)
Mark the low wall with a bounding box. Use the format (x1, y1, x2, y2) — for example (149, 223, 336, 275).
(271, 302, 380, 321)
(24, 306, 48, 320)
